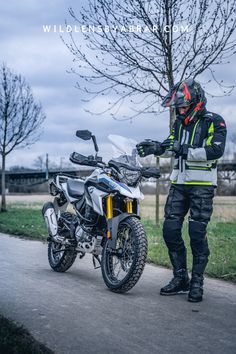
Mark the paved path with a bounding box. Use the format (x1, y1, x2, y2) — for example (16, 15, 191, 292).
(0, 233, 235, 354)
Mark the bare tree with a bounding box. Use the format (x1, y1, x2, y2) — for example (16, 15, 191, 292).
(0, 64, 45, 211)
(66, 0, 236, 129)
(229, 131, 236, 160)
(33, 154, 72, 171)
(33, 155, 45, 171)
(66, 0, 236, 224)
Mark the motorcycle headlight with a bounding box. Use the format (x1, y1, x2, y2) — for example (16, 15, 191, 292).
(119, 167, 141, 186)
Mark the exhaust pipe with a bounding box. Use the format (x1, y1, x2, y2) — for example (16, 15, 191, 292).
(42, 202, 58, 238)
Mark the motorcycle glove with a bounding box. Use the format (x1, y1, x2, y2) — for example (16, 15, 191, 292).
(161, 139, 190, 159)
(136, 140, 164, 157)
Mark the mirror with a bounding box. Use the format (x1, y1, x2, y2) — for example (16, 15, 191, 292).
(76, 130, 92, 140)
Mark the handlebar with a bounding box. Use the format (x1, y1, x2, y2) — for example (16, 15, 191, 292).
(70, 153, 160, 179)
(70, 152, 106, 167)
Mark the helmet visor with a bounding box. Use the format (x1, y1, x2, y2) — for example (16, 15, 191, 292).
(162, 82, 192, 108)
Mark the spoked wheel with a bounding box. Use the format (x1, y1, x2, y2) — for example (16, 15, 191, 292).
(101, 217, 148, 293)
(48, 240, 77, 272)
(47, 212, 77, 272)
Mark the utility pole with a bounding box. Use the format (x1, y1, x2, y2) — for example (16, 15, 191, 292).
(155, 156, 160, 226)
(46, 153, 49, 180)
(60, 157, 65, 171)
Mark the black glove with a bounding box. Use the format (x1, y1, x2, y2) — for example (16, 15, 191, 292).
(161, 139, 190, 159)
(136, 140, 163, 157)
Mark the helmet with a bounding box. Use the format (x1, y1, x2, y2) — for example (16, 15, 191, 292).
(162, 78, 207, 123)
(162, 78, 206, 108)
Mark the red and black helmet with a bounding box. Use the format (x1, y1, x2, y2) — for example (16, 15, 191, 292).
(162, 78, 206, 108)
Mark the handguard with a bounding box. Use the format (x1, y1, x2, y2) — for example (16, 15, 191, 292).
(141, 167, 161, 179)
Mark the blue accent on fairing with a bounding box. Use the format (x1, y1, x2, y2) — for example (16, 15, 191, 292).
(114, 180, 132, 192)
(98, 176, 131, 193)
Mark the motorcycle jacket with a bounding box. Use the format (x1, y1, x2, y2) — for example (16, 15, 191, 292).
(162, 110, 227, 186)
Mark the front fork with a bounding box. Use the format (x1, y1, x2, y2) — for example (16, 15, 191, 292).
(106, 195, 113, 220)
(106, 195, 133, 239)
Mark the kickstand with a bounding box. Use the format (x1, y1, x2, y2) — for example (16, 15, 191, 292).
(92, 255, 101, 269)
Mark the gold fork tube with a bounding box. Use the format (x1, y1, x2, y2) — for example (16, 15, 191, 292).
(126, 199, 133, 214)
(106, 195, 113, 219)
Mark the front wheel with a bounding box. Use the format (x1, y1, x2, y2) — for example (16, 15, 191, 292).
(101, 217, 148, 293)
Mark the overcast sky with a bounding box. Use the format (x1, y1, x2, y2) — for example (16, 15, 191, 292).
(1, 0, 236, 168)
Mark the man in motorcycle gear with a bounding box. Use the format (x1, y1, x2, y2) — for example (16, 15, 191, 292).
(137, 78, 227, 302)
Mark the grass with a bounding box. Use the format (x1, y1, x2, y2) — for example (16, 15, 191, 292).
(0, 205, 235, 282)
(0, 206, 48, 240)
(140, 195, 236, 222)
(144, 219, 236, 282)
(0, 315, 54, 354)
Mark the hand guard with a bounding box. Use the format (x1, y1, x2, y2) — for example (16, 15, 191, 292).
(136, 140, 163, 157)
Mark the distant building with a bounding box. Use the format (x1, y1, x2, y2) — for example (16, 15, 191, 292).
(0, 161, 235, 195)
(0, 168, 93, 194)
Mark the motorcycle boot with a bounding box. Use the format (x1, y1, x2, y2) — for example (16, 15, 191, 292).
(188, 255, 208, 302)
(160, 250, 190, 295)
(188, 274, 204, 302)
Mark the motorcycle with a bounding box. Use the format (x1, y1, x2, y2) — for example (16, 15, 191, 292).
(42, 130, 160, 293)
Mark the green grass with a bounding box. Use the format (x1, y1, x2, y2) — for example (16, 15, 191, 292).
(143, 219, 236, 282)
(0, 206, 235, 282)
(0, 315, 54, 354)
(0, 207, 48, 240)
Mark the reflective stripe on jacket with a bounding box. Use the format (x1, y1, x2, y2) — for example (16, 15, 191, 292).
(163, 111, 227, 186)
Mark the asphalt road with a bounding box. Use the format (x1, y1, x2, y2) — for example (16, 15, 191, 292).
(0, 233, 236, 354)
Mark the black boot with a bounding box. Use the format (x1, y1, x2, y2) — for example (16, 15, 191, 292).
(188, 255, 208, 302)
(188, 274, 204, 302)
(160, 250, 190, 295)
(160, 268, 190, 295)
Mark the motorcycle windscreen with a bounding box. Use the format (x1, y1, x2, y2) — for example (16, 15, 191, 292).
(108, 134, 141, 168)
(108, 134, 155, 167)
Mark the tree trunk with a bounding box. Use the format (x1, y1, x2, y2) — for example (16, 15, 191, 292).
(46, 153, 49, 180)
(155, 156, 160, 227)
(1, 153, 7, 212)
(169, 107, 176, 170)
(169, 107, 175, 131)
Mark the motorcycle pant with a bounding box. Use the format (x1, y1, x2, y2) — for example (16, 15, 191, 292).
(163, 184, 214, 274)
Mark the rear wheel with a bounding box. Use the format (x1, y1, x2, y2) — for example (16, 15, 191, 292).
(48, 241, 77, 272)
(48, 212, 77, 272)
(101, 217, 148, 293)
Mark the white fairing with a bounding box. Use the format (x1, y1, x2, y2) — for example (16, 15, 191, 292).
(117, 184, 143, 199)
(86, 182, 143, 216)
(84, 168, 144, 216)
(87, 186, 108, 215)
(98, 172, 144, 199)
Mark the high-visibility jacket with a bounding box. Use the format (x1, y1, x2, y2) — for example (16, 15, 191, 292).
(163, 110, 227, 186)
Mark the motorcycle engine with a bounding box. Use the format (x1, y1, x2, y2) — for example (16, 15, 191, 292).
(75, 226, 96, 253)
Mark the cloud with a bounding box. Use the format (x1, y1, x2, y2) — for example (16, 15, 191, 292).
(1, 0, 236, 169)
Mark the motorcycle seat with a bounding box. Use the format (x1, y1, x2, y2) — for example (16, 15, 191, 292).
(67, 179, 85, 198)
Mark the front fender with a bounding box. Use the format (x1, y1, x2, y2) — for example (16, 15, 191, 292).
(107, 213, 140, 249)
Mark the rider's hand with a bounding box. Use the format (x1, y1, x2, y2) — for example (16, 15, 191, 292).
(136, 140, 163, 157)
(161, 139, 189, 159)
(161, 138, 177, 151)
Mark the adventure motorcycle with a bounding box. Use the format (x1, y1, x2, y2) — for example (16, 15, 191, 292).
(42, 131, 160, 293)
